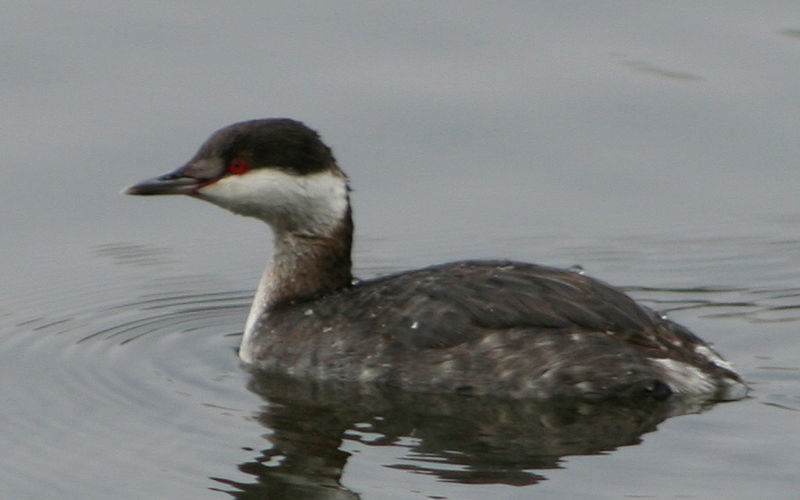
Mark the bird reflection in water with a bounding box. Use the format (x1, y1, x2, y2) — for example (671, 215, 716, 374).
(211, 372, 711, 498)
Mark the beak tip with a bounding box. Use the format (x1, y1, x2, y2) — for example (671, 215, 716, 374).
(121, 181, 155, 196)
(120, 174, 201, 196)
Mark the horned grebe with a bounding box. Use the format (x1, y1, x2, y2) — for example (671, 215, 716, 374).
(124, 118, 747, 401)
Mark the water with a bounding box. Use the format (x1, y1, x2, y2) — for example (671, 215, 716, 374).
(2, 2, 800, 498)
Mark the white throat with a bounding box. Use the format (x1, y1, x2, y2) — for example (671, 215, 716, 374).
(204, 168, 350, 363)
(240, 233, 313, 363)
(240, 264, 275, 364)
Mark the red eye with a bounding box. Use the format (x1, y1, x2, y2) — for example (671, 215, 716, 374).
(227, 158, 249, 174)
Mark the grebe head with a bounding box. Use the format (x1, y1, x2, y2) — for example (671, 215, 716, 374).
(123, 119, 350, 236)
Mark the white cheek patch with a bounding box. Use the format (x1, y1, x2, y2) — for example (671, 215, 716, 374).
(198, 168, 348, 230)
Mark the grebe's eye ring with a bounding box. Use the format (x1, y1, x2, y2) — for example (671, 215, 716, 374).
(227, 158, 249, 175)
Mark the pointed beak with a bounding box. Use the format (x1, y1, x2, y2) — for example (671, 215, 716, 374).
(122, 167, 205, 196)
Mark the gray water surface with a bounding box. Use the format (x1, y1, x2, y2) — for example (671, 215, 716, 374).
(2, 2, 799, 499)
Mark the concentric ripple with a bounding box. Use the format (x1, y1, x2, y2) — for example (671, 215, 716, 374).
(0, 253, 264, 499)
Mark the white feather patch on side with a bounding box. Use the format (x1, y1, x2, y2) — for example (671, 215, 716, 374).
(650, 358, 717, 395)
(694, 344, 735, 372)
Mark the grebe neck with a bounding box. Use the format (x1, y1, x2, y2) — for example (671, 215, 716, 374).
(241, 208, 353, 360)
(266, 210, 353, 309)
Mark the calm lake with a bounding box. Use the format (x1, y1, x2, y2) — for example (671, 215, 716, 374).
(2, 2, 799, 499)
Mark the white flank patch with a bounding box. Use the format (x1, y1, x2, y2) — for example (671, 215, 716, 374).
(694, 345, 735, 372)
(199, 168, 349, 232)
(650, 358, 716, 395)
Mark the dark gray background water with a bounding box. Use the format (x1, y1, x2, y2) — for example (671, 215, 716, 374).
(2, 2, 799, 498)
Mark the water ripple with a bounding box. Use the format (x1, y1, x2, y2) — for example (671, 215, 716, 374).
(627, 285, 800, 324)
(0, 276, 262, 499)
